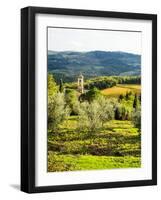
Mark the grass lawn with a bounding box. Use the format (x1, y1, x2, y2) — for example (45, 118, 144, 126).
(101, 84, 141, 97)
(48, 117, 141, 172)
(48, 153, 141, 172)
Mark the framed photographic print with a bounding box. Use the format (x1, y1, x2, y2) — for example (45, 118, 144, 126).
(21, 6, 157, 193)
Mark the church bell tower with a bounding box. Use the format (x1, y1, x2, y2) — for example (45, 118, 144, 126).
(77, 73, 84, 94)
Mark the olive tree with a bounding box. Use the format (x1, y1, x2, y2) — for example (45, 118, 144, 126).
(65, 89, 79, 115)
(97, 96, 115, 126)
(77, 101, 101, 134)
(48, 92, 70, 132)
(48, 74, 57, 102)
(77, 96, 115, 134)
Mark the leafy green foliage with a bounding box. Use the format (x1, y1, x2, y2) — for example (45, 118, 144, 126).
(47, 72, 141, 172)
(115, 91, 141, 120)
(85, 76, 140, 90)
(119, 94, 124, 102)
(48, 92, 70, 131)
(80, 87, 101, 102)
(65, 89, 79, 115)
(48, 74, 58, 101)
(86, 78, 117, 90)
(77, 97, 115, 134)
(97, 96, 115, 124)
(133, 94, 140, 110)
(132, 109, 141, 132)
(59, 78, 64, 93)
(115, 104, 131, 120)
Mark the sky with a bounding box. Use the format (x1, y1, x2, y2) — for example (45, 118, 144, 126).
(48, 27, 141, 55)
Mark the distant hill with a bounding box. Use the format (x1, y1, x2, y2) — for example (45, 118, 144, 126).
(48, 50, 141, 82)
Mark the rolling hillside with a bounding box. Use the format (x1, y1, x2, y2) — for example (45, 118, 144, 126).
(48, 51, 141, 82)
(101, 84, 141, 97)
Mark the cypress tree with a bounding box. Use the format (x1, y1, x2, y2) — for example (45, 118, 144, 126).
(133, 94, 139, 110)
(59, 79, 64, 93)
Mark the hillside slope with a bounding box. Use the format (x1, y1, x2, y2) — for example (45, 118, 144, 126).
(48, 51, 141, 82)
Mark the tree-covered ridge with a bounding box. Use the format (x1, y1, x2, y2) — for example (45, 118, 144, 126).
(48, 51, 141, 82)
(65, 75, 141, 90)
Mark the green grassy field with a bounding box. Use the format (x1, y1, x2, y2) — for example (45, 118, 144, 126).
(48, 117, 141, 172)
(101, 84, 141, 97)
(48, 154, 140, 172)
